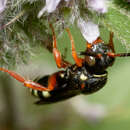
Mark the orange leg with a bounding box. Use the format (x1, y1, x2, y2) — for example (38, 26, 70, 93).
(107, 32, 130, 58)
(66, 28, 83, 67)
(49, 24, 71, 68)
(108, 32, 115, 53)
(0, 68, 54, 91)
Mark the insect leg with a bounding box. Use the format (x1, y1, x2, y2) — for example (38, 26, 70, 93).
(0, 68, 25, 83)
(49, 24, 71, 68)
(107, 52, 130, 57)
(107, 32, 130, 57)
(26, 72, 58, 91)
(108, 32, 115, 53)
(66, 28, 83, 67)
(0, 68, 51, 91)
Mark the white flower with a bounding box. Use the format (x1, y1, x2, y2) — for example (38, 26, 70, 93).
(0, 0, 7, 14)
(77, 18, 100, 43)
(87, 0, 108, 13)
(38, 0, 61, 18)
(38, 0, 71, 18)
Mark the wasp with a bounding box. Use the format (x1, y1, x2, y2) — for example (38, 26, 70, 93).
(0, 24, 130, 104)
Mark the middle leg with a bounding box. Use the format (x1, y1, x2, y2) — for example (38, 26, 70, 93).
(66, 28, 83, 67)
(49, 24, 71, 68)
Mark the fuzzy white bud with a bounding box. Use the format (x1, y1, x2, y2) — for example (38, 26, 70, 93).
(70, 97, 107, 121)
(87, 0, 108, 13)
(77, 18, 100, 43)
(126, 0, 130, 2)
(38, 0, 61, 18)
(38, 0, 71, 18)
(0, 0, 7, 14)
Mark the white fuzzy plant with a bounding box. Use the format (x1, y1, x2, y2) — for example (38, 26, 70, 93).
(0, 0, 130, 67)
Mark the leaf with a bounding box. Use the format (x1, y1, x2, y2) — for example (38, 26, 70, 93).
(100, 0, 130, 50)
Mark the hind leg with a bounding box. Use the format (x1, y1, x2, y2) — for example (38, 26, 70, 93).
(0, 68, 57, 91)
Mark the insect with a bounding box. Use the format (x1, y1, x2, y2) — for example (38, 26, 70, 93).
(0, 24, 130, 104)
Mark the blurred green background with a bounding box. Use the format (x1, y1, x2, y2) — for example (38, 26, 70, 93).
(0, 25, 130, 130)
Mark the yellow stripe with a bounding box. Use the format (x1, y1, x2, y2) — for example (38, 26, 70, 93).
(33, 90, 38, 97)
(42, 91, 51, 98)
(93, 73, 107, 78)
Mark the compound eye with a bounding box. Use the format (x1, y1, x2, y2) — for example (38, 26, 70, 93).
(85, 56, 96, 66)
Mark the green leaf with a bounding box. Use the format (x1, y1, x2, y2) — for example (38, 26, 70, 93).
(100, 0, 130, 50)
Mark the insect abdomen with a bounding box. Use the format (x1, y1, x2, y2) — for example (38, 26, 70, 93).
(30, 88, 51, 98)
(30, 75, 51, 98)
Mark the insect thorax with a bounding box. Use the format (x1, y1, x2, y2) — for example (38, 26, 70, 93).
(65, 64, 108, 94)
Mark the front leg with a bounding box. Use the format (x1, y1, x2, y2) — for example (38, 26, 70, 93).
(108, 32, 115, 53)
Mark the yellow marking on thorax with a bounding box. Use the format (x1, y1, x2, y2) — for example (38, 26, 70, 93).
(93, 73, 107, 78)
(80, 73, 88, 81)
